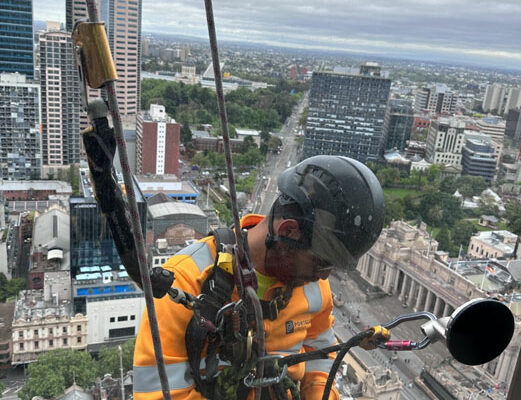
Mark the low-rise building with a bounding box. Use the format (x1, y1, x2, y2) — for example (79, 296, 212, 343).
(11, 289, 87, 365)
(0, 180, 72, 201)
(468, 230, 519, 260)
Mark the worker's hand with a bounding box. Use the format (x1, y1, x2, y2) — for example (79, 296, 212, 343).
(359, 325, 390, 350)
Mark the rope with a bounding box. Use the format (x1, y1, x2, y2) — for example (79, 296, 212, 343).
(85, 2, 171, 398)
(203, 2, 266, 400)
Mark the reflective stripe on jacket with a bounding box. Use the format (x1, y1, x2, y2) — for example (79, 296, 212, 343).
(133, 214, 339, 400)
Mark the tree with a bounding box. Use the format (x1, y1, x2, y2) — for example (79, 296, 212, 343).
(376, 167, 400, 188)
(20, 349, 98, 400)
(451, 220, 477, 249)
(385, 198, 404, 226)
(98, 338, 136, 378)
(0, 273, 25, 302)
(440, 176, 458, 194)
(426, 164, 440, 184)
(0, 381, 4, 398)
(436, 225, 452, 253)
(505, 200, 521, 236)
(180, 118, 192, 146)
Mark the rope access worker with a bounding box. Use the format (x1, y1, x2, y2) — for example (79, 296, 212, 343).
(132, 155, 385, 400)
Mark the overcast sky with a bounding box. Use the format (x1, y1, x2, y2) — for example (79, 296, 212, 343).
(34, 0, 521, 69)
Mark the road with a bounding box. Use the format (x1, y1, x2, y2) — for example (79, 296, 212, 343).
(252, 93, 307, 215)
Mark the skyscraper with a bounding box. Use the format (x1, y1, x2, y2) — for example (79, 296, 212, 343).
(303, 64, 391, 163)
(39, 28, 80, 173)
(66, 0, 141, 116)
(382, 99, 413, 151)
(0, 73, 41, 180)
(100, 0, 141, 115)
(0, 0, 34, 78)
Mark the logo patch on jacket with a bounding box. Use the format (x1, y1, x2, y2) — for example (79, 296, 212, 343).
(285, 319, 311, 334)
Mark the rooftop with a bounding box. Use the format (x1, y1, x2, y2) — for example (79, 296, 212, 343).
(13, 290, 73, 324)
(148, 201, 207, 219)
(0, 180, 72, 194)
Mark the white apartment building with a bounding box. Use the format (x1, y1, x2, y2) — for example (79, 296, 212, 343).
(476, 117, 506, 144)
(482, 84, 521, 115)
(414, 84, 457, 114)
(425, 118, 466, 166)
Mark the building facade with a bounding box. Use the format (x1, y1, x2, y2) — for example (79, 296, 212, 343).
(461, 134, 498, 182)
(414, 84, 457, 114)
(357, 221, 482, 317)
(467, 230, 518, 260)
(505, 108, 521, 145)
(303, 65, 391, 162)
(136, 104, 180, 175)
(476, 117, 506, 144)
(39, 29, 80, 172)
(382, 99, 413, 151)
(11, 290, 87, 365)
(0, 73, 41, 180)
(100, 0, 141, 116)
(70, 169, 146, 279)
(482, 84, 521, 115)
(0, 0, 33, 78)
(425, 118, 465, 166)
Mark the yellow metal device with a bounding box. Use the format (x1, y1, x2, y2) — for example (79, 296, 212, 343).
(71, 21, 117, 90)
(360, 325, 391, 350)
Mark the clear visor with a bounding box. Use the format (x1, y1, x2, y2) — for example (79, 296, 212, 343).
(310, 208, 357, 270)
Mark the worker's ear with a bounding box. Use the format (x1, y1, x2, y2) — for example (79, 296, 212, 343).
(276, 219, 301, 240)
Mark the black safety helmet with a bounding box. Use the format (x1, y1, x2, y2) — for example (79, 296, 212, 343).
(272, 155, 385, 270)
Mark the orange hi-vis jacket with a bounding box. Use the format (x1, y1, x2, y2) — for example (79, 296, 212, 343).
(133, 215, 339, 400)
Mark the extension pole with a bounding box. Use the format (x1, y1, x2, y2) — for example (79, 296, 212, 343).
(85, 2, 171, 398)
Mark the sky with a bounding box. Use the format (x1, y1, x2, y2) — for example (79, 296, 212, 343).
(34, 0, 521, 70)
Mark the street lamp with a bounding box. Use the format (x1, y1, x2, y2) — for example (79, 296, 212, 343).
(119, 345, 125, 400)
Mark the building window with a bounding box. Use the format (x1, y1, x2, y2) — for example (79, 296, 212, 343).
(19, 343, 24, 350)
(19, 331, 23, 338)
(117, 316, 128, 322)
(77, 337, 82, 344)
(34, 329, 38, 336)
(63, 338, 68, 345)
(77, 325, 81, 332)
(110, 317, 115, 323)
(49, 327, 53, 335)
(130, 315, 135, 320)
(49, 339, 53, 347)
(34, 341, 39, 349)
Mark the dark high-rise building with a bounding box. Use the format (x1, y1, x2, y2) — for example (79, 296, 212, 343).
(303, 64, 391, 163)
(70, 169, 147, 279)
(383, 99, 413, 151)
(0, 73, 41, 180)
(461, 133, 498, 182)
(505, 108, 521, 146)
(0, 0, 34, 78)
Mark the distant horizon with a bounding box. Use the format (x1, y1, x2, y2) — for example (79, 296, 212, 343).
(141, 30, 521, 75)
(33, 0, 521, 73)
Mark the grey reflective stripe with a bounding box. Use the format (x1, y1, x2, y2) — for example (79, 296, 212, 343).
(305, 358, 334, 373)
(303, 327, 335, 350)
(175, 241, 214, 272)
(304, 281, 322, 313)
(269, 341, 303, 356)
(134, 357, 233, 393)
(133, 362, 194, 393)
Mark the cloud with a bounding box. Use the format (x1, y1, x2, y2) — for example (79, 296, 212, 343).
(33, 0, 521, 68)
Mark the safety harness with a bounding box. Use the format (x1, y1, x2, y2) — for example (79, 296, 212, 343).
(186, 228, 295, 400)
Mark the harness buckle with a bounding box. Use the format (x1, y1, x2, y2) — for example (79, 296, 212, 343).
(243, 355, 288, 388)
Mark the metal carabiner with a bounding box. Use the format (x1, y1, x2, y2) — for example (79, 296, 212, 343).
(243, 354, 288, 388)
(376, 311, 437, 351)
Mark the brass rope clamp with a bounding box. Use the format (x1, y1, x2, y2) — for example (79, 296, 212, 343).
(359, 325, 391, 350)
(71, 20, 118, 108)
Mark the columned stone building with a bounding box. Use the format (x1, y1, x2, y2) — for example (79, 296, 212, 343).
(358, 221, 482, 317)
(358, 220, 520, 386)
